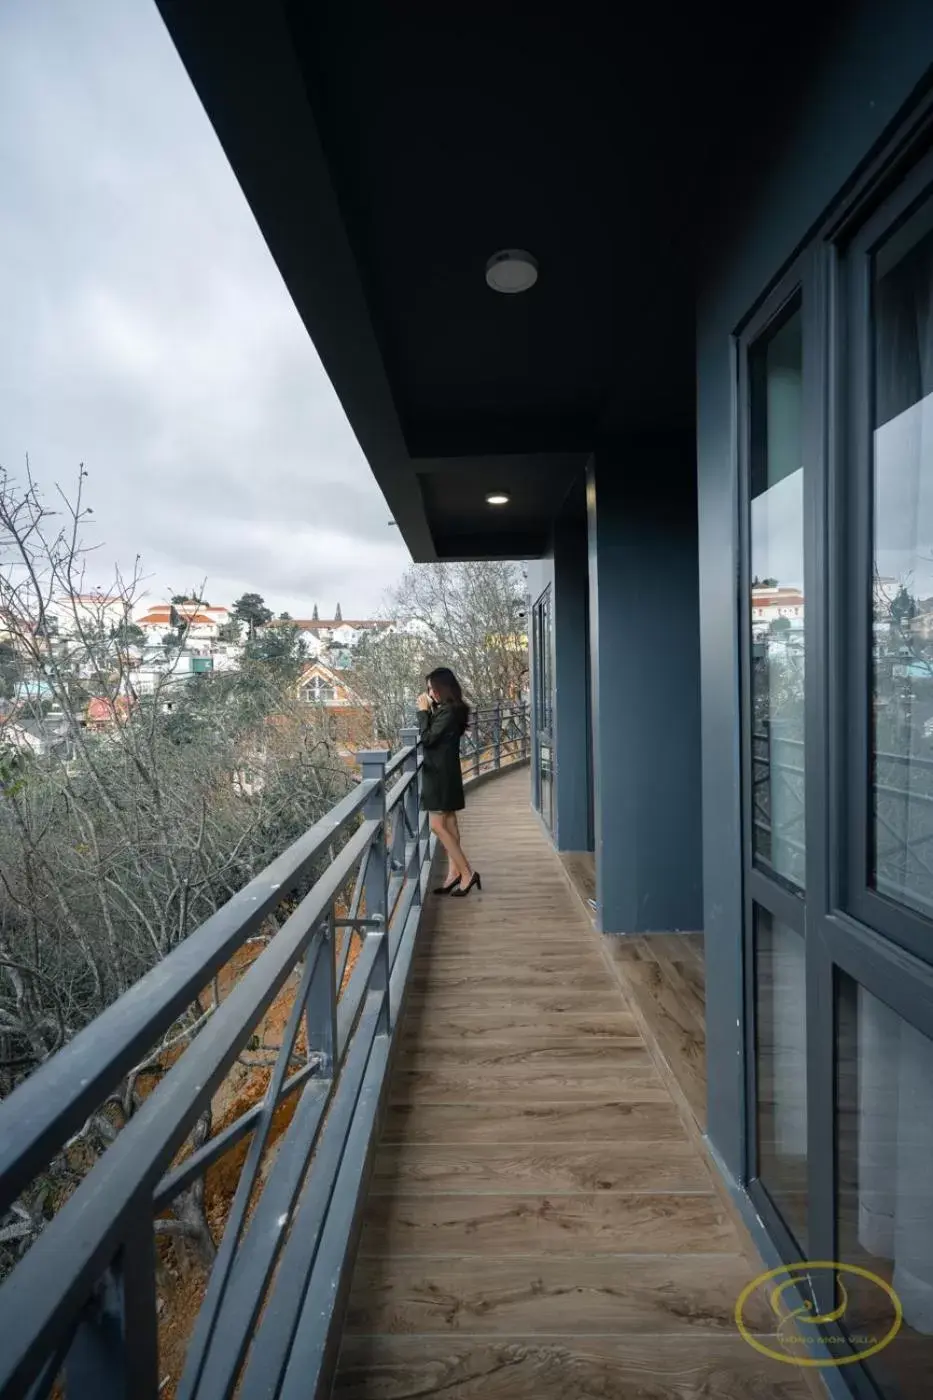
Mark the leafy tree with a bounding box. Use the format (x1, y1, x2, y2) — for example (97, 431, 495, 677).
(243, 621, 307, 681)
(232, 592, 273, 639)
(217, 619, 242, 644)
(769, 615, 792, 634)
(171, 592, 210, 606)
(278, 611, 292, 621)
(0, 641, 20, 699)
(890, 585, 917, 627)
(111, 620, 146, 650)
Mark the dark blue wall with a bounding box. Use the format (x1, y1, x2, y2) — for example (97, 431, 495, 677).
(587, 434, 703, 934)
(696, 0, 933, 1180)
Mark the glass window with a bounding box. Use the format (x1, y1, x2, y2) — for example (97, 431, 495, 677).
(532, 587, 553, 737)
(303, 678, 336, 704)
(754, 906, 808, 1250)
(837, 977, 933, 1397)
(871, 195, 933, 918)
(749, 303, 806, 887)
(532, 587, 554, 831)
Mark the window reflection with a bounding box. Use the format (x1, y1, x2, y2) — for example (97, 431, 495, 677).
(871, 197, 933, 917)
(754, 907, 808, 1249)
(750, 303, 805, 886)
(837, 977, 933, 1396)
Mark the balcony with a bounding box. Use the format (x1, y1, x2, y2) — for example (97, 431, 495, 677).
(335, 770, 804, 1399)
(0, 712, 806, 1400)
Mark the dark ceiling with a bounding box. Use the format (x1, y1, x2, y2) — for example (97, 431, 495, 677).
(156, 0, 846, 559)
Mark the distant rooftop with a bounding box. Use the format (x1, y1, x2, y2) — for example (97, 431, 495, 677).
(279, 618, 392, 631)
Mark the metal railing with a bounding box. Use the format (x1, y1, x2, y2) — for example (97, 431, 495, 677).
(0, 706, 529, 1400)
(461, 701, 530, 780)
(753, 725, 933, 909)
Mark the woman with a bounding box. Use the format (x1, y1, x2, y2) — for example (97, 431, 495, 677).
(416, 667, 481, 896)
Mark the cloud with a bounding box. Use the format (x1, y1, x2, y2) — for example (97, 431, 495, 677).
(0, 0, 410, 615)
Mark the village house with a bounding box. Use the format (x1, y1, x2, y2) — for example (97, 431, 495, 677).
(295, 658, 380, 757)
(135, 602, 232, 643)
(750, 585, 805, 633)
(283, 616, 393, 665)
(46, 593, 130, 639)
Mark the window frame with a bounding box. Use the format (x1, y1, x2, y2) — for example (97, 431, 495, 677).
(730, 93, 933, 1384)
(840, 144, 933, 962)
(738, 271, 809, 1216)
(531, 586, 553, 740)
(531, 585, 554, 830)
(741, 285, 808, 899)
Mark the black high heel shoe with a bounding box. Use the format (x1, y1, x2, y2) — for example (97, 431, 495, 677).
(433, 876, 461, 895)
(451, 872, 482, 897)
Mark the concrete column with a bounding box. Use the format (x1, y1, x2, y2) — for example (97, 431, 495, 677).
(552, 492, 592, 853)
(586, 435, 703, 933)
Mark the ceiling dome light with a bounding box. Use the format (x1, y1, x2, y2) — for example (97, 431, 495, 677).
(485, 249, 538, 294)
(486, 492, 510, 506)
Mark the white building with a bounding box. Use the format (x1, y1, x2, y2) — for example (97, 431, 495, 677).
(48, 594, 129, 639)
(134, 603, 232, 642)
(750, 586, 805, 638)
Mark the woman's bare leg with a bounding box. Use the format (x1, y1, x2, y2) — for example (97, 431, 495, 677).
(430, 813, 472, 885)
(449, 813, 475, 882)
(442, 812, 463, 882)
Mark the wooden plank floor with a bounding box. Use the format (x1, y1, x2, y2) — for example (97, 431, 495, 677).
(604, 933, 707, 1131)
(335, 770, 811, 1399)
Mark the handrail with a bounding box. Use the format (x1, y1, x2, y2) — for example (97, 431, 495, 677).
(0, 778, 377, 1217)
(0, 701, 531, 1400)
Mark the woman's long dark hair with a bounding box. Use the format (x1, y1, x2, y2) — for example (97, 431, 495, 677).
(426, 667, 469, 731)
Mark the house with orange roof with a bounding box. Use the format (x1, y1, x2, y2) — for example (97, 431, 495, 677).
(135, 603, 231, 642)
(85, 695, 134, 731)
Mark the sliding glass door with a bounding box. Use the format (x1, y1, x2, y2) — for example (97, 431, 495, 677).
(740, 278, 812, 1263)
(532, 586, 554, 831)
(738, 135, 933, 1398)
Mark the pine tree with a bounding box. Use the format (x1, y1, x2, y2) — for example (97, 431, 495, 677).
(335, 602, 343, 622)
(312, 603, 319, 622)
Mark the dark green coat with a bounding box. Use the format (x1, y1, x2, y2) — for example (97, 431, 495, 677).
(417, 702, 467, 812)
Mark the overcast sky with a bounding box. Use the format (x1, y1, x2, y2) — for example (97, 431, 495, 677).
(0, 0, 411, 617)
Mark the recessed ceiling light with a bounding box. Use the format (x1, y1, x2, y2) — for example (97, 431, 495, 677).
(485, 249, 538, 294)
(486, 492, 510, 506)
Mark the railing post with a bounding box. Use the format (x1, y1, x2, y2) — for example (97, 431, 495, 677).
(493, 702, 502, 769)
(471, 710, 480, 779)
(358, 750, 390, 1031)
(400, 726, 423, 908)
(305, 911, 337, 1074)
(67, 1213, 159, 1400)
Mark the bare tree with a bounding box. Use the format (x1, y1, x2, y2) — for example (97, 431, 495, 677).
(349, 627, 431, 743)
(389, 561, 527, 702)
(348, 562, 528, 743)
(0, 464, 352, 1273)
